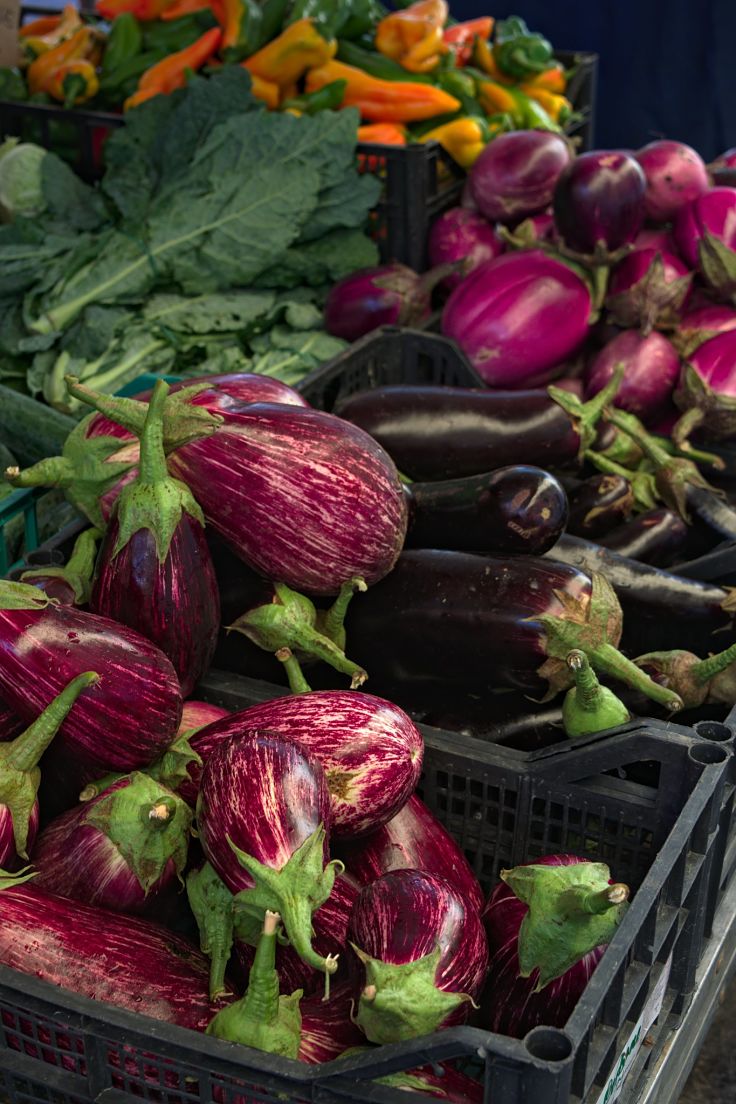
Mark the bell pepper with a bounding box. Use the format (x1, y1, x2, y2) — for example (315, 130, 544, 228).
(161, 0, 225, 19)
(493, 16, 554, 81)
(442, 17, 493, 66)
(281, 79, 346, 115)
(524, 62, 567, 94)
(357, 122, 407, 146)
(124, 25, 222, 107)
(96, 0, 180, 23)
(478, 79, 561, 132)
(218, 0, 262, 59)
(47, 59, 99, 107)
(27, 27, 99, 96)
(472, 36, 514, 84)
(375, 0, 448, 74)
(519, 83, 573, 124)
(245, 72, 280, 108)
(244, 19, 336, 89)
(20, 5, 84, 60)
(418, 115, 486, 169)
(337, 40, 434, 83)
(257, 0, 291, 46)
(305, 59, 460, 123)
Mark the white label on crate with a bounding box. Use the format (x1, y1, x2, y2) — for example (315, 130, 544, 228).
(594, 952, 673, 1104)
(0, 1, 21, 68)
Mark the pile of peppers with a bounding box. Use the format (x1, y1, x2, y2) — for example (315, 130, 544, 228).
(1, 0, 576, 170)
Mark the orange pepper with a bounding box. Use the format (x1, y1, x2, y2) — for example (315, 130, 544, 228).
(305, 59, 460, 123)
(160, 0, 224, 20)
(27, 27, 98, 95)
(20, 5, 84, 60)
(524, 64, 567, 94)
(19, 13, 62, 38)
(247, 72, 279, 109)
(375, 0, 449, 73)
(243, 19, 336, 89)
(125, 25, 222, 107)
(96, 0, 179, 23)
(357, 123, 407, 145)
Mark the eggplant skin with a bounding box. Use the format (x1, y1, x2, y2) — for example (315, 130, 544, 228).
(91, 516, 220, 698)
(298, 983, 366, 1063)
(0, 885, 234, 1031)
(179, 700, 229, 734)
(0, 605, 182, 773)
(185, 691, 423, 839)
(0, 803, 39, 868)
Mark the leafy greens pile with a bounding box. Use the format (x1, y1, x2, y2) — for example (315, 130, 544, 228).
(0, 68, 379, 413)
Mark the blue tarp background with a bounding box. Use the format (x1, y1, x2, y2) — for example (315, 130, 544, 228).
(450, 0, 736, 161)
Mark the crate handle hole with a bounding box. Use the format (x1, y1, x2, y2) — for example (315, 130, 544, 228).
(523, 1026, 573, 1063)
(693, 721, 733, 744)
(688, 742, 730, 765)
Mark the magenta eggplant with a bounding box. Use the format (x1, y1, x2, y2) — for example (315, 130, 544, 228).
(428, 208, 504, 290)
(606, 248, 693, 333)
(0, 881, 234, 1029)
(186, 691, 423, 838)
(673, 187, 736, 271)
(299, 983, 366, 1063)
(349, 868, 488, 1042)
(482, 854, 628, 1038)
(197, 731, 341, 976)
(674, 328, 736, 440)
(584, 329, 681, 424)
(324, 264, 436, 341)
(336, 793, 484, 912)
(166, 402, 408, 596)
(553, 150, 647, 255)
(441, 250, 592, 388)
(675, 304, 736, 355)
(179, 700, 229, 734)
(635, 140, 709, 221)
(0, 582, 182, 774)
(469, 131, 571, 224)
(632, 226, 677, 253)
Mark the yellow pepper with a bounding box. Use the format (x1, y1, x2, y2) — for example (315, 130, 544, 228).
(247, 73, 280, 110)
(419, 117, 486, 169)
(520, 83, 573, 123)
(473, 36, 515, 84)
(244, 19, 336, 90)
(478, 78, 519, 118)
(27, 27, 99, 96)
(305, 59, 460, 123)
(47, 59, 99, 106)
(20, 5, 84, 61)
(375, 0, 449, 74)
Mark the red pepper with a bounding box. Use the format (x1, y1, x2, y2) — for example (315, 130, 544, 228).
(442, 17, 493, 66)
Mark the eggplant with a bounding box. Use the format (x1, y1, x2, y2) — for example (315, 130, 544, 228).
(428, 207, 504, 289)
(180, 700, 229, 733)
(605, 248, 693, 334)
(343, 550, 682, 710)
(335, 793, 484, 913)
(0, 581, 183, 774)
(0, 699, 25, 743)
(349, 869, 488, 1042)
(636, 140, 709, 221)
(546, 533, 735, 655)
(197, 731, 341, 978)
(90, 382, 220, 697)
(482, 855, 628, 1038)
(470, 131, 571, 224)
(599, 508, 690, 566)
(423, 694, 568, 751)
(324, 263, 441, 341)
(0, 874, 234, 1030)
(553, 151, 646, 256)
(405, 466, 568, 556)
(184, 691, 423, 839)
(20, 528, 101, 606)
(567, 473, 634, 539)
(299, 984, 367, 1063)
(30, 773, 191, 914)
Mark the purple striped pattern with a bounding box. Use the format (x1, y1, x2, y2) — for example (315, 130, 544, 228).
(0, 802, 39, 867)
(167, 403, 408, 595)
(90, 516, 220, 698)
(183, 691, 422, 837)
(198, 731, 331, 894)
(179, 700, 229, 733)
(298, 983, 365, 1063)
(0, 605, 182, 773)
(349, 868, 488, 1027)
(0, 701, 25, 743)
(0, 884, 234, 1031)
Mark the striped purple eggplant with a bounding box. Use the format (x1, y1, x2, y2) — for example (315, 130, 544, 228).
(482, 854, 629, 1038)
(0, 672, 98, 868)
(90, 381, 220, 697)
(298, 982, 366, 1063)
(30, 773, 192, 915)
(180, 700, 229, 734)
(349, 868, 488, 1043)
(20, 529, 101, 607)
(183, 691, 423, 838)
(0, 875, 234, 1031)
(0, 700, 24, 743)
(336, 794, 484, 912)
(0, 581, 183, 774)
(197, 731, 342, 979)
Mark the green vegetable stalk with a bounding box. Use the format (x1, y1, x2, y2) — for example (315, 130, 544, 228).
(562, 650, 630, 739)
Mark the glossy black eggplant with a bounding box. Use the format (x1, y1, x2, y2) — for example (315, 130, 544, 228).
(567, 474, 634, 539)
(404, 466, 568, 556)
(546, 534, 734, 655)
(599, 509, 690, 566)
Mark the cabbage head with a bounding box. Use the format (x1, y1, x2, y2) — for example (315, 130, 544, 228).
(0, 138, 47, 222)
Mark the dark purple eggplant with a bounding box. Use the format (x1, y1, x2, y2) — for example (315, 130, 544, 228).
(335, 793, 484, 912)
(0, 581, 183, 775)
(20, 528, 100, 606)
(0, 700, 25, 743)
(344, 550, 682, 710)
(599, 508, 690, 566)
(197, 731, 341, 979)
(405, 466, 568, 556)
(546, 533, 734, 655)
(567, 473, 634, 538)
(423, 693, 568, 751)
(349, 869, 488, 1042)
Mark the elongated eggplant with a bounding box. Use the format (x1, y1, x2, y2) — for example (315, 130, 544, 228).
(567, 473, 634, 538)
(197, 732, 341, 978)
(423, 693, 568, 751)
(31, 773, 191, 915)
(344, 550, 682, 709)
(184, 692, 423, 839)
(599, 508, 690, 566)
(546, 534, 735, 655)
(349, 869, 488, 1042)
(336, 794, 484, 913)
(405, 466, 568, 556)
(0, 581, 183, 774)
(21, 528, 101, 606)
(90, 382, 220, 697)
(0, 874, 234, 1030)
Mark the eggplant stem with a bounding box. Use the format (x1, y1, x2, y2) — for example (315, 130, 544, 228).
(5, 671, 99, 773)
(320, 576, 367, 649)
(549, 364, 626, 458)
(691, 642, 736, 684)
(561, 882, 630, 916)
(592, 641, 683, 712)
(276, 648, 312, 693)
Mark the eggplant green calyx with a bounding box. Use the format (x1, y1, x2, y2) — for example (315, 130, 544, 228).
(206, 910, 303, 1058)
(187, 862, 236, 1001)
(548, 364, 626, 460)
(276, 648, 312, 694)
(698, 230, 736, 305)
(584, 450, 658, 513)
(0, 671, 98, 859)
(607, 252, 693, 336)
(563, 650, 630, 738)
(502, 861, 629, 989)
(673, 362, 736, 451)
(112, 380, 205, 562)
(21, 527, 102, 606)
(0, 579, 57, 611)
(0, 866, 37, 890)
(534, 571, 684, 710)
(227, 581, 368, 689)
(229, 824, 343, 981)
(79, 731, 203, 802)
(352, 943, 476, 1044)
(635, 642, 736, 710)
(83, 772, 191, 894)
(316, 576, 367, 653)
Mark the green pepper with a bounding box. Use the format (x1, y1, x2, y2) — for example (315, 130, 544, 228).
(221, 0, 263, 62)
(435, 68, 484, 117)
(336, 39, 433, 82)
(141, 10, 217, 54)
(289, 0, 385, 41)
(338, 0, 387, 40)
(100, 12, 142, 81)
(257, 0, 291, 47)
(493, 16, 554, 81)
(98, 48, 167, 100)
(0, 68, 28, 102)
(282, 78, 347, 114)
